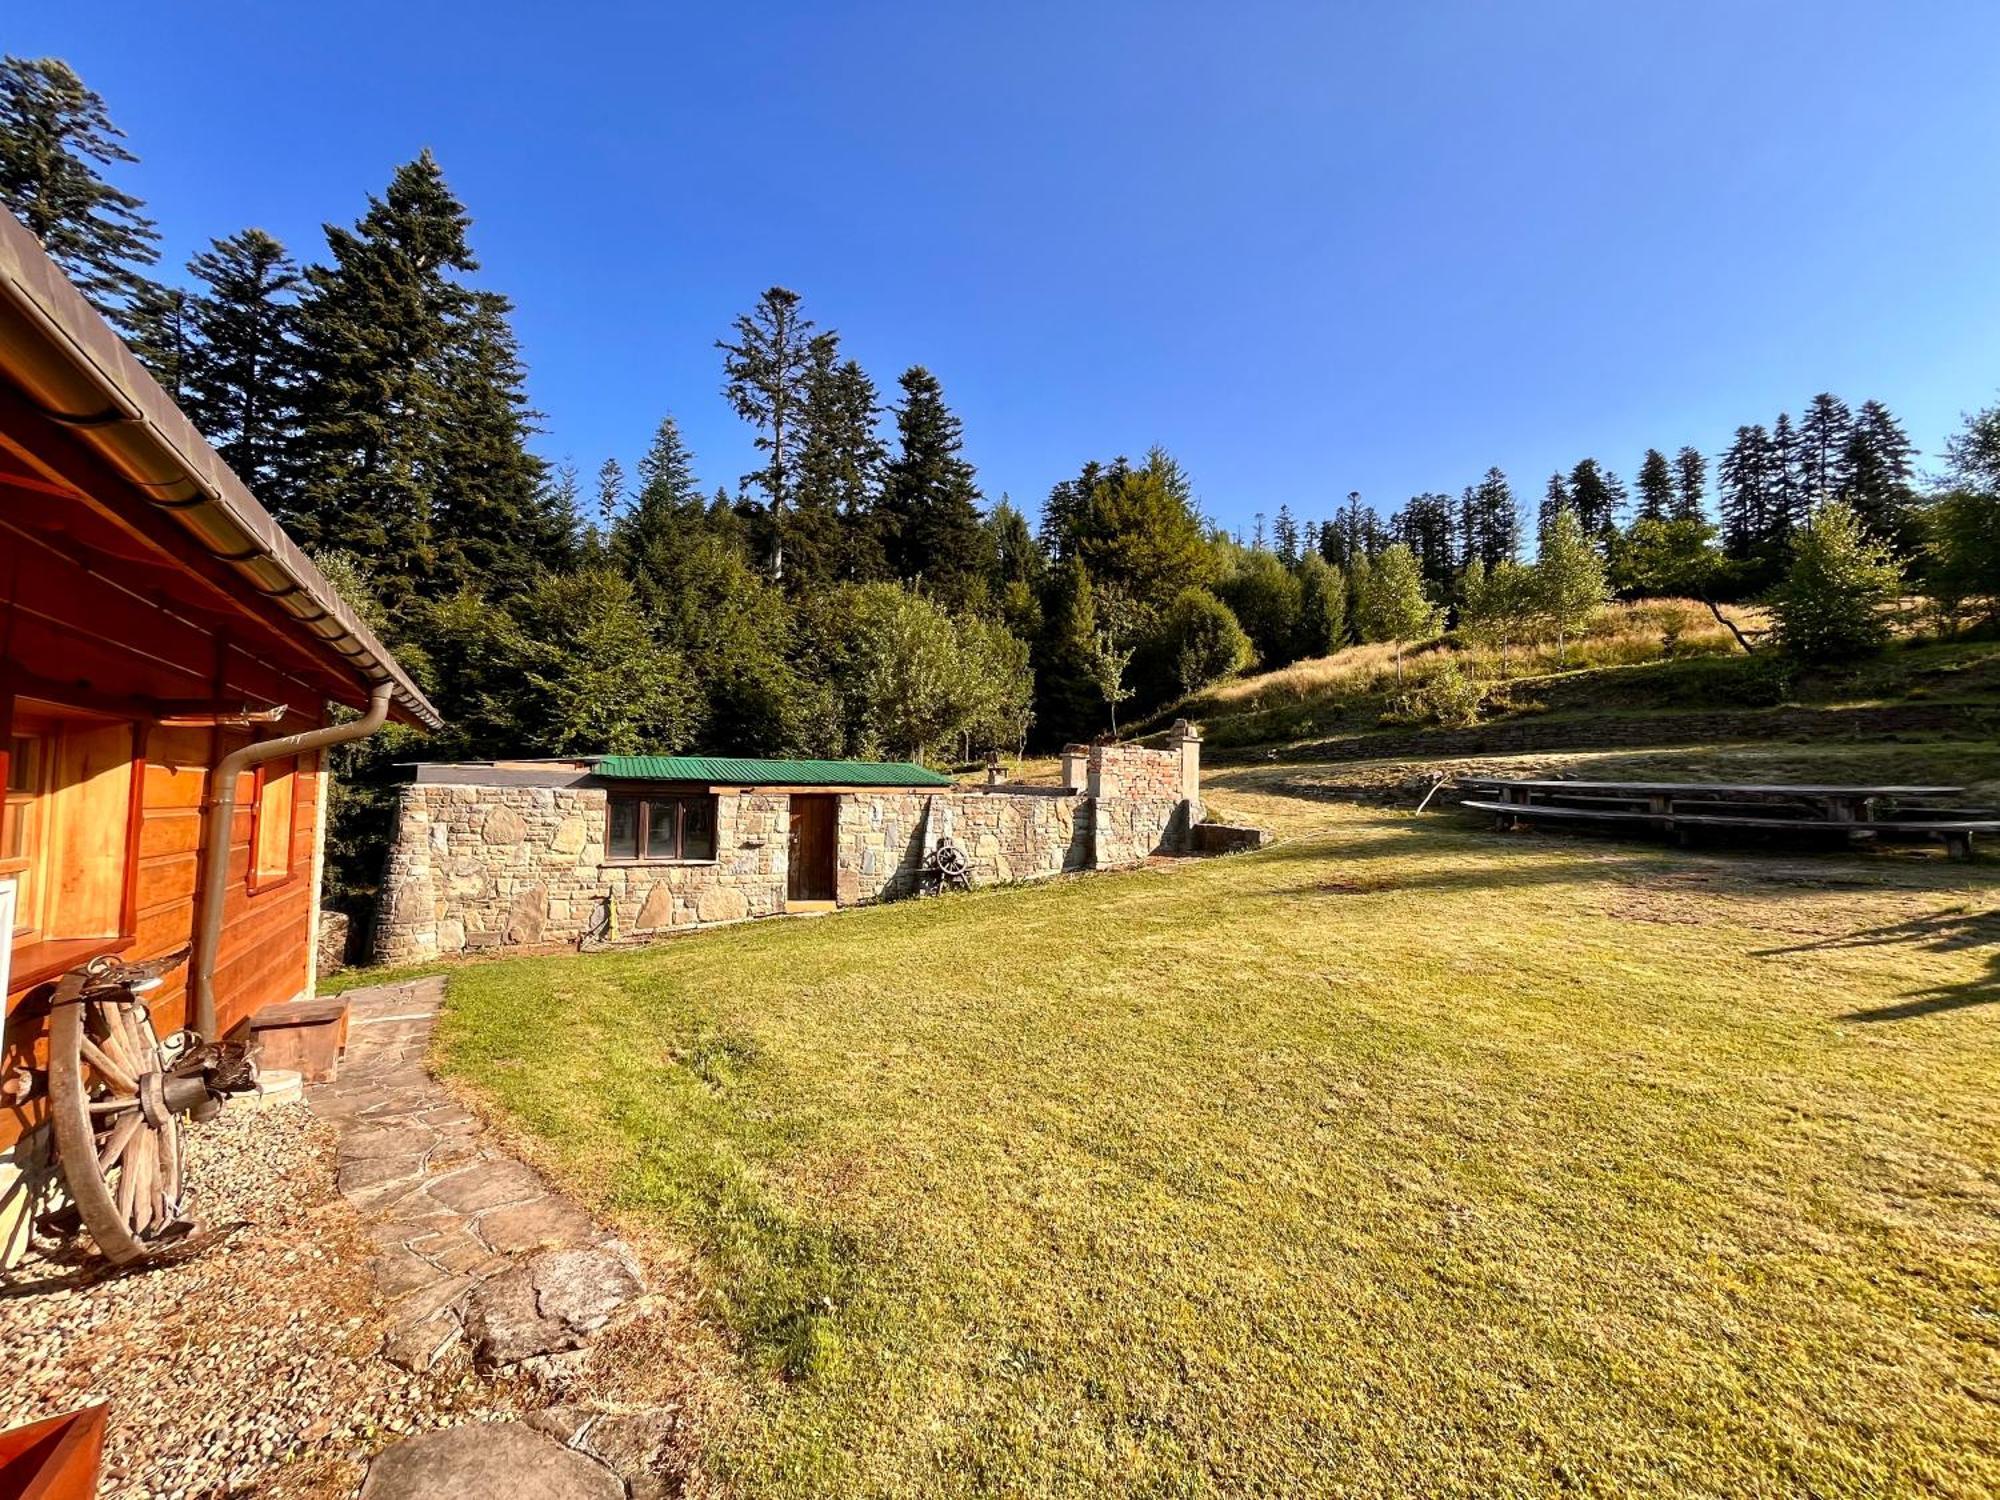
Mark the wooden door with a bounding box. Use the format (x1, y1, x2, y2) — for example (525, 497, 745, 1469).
(787, 796, 837, 903)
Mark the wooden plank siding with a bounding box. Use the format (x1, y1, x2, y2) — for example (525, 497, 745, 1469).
(2, 475, 329, 1154)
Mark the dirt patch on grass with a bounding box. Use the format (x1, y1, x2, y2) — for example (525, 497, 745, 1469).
(1592, 865, 1976, 939)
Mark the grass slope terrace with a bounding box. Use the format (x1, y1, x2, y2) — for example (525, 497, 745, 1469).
(430, 795, 1999, 1498)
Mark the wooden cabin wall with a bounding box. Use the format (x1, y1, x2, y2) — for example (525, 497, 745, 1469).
(2, 482, 329, 1154)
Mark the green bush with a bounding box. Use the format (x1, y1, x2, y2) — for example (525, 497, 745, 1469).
(1384, 660, 1483, 728)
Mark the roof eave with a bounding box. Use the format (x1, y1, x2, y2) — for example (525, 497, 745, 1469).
(0, 209, 443, 730)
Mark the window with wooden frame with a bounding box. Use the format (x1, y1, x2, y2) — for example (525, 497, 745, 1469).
(2, 702, 142, 961)
(249, 757, 298, 891)
(3, 731, 48, 942)
(605, 793, 717, 863)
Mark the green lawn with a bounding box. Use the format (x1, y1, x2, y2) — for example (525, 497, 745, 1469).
(435, 796, 2000, 1498)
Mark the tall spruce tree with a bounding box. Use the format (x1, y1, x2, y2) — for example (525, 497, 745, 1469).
(1392, 492, 1458, 599)
(1566, 458, 1624, 536)
(880, 365, 989, 607)
(0, 56, 161, 337)
(293, 151, 478, 614)
(1636, 448, 1674, 522)
(717, 286, 816, 580)
(615, 414, 706, 576)
(183, 229, 304, 510)
(1537, 472, 1570, 542)
(793, 338, 887, 587)
(1838, 399, 1915, 547)
(1033, 554, 1104, 743)
(1272, 504, 1300, 565)
(1461, 466, 1518, 569)
(1797, 392, 1853, 505)
(1718, 425, 1777, 560)
(1672, 445, 1707, 522)
(430, 288, 554, 597)
(1770, 410, 1804, 541)
(124, 284, 194, 401)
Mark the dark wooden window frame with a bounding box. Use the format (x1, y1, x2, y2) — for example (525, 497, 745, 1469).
(604, 790, 718, 864)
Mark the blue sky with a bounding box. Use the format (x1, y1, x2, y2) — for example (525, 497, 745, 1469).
(18, 2, 2000, 535)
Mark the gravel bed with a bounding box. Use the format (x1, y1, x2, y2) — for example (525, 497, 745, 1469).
(0, 1102, 509, 1499)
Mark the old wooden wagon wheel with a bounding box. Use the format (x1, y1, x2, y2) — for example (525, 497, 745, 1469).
(45, 949, 221, 1266)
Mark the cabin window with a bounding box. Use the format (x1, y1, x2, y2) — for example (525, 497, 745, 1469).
(3, 706, 139, 951)
(3, 733, 48, 941)
(605, 793, 717, 862)
(251, 757, 298, 890)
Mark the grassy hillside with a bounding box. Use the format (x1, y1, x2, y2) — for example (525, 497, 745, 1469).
(1135, 600, 2000, 795)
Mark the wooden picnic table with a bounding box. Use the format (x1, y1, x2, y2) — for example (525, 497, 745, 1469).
(1454, 776, 1992, 858)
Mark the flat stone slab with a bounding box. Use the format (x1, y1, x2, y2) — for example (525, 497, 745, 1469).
(425, 1158, 548, 1213)
(360, 1421, 621, 1499)
(526, 1405, 680, 1499)
(467, 1246, 643, 1367)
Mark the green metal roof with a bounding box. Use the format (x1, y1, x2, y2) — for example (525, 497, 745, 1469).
(593, 755, 955, 788)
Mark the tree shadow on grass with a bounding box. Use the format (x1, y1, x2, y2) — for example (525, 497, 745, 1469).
(1755, 908, 2000, 1022)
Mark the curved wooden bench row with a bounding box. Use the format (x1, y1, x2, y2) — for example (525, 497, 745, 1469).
(1457, 799, 1995, 858)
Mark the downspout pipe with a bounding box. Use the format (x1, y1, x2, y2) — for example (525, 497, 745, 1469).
(191, 681, 392, 1038)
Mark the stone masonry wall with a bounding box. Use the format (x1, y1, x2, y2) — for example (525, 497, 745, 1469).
(836, 790, 1088, 905)
(1083, 738, 1201, 869)
(374, 785, 787, 965)
(372, 725, 1207, 964)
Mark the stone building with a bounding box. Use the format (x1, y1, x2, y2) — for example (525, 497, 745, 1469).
(372, 726, 1208, 964)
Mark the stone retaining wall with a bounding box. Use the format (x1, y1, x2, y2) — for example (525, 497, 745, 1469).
(373, 727, 1207, 964)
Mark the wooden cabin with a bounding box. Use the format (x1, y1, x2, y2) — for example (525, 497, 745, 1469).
(0, 209, 439, 1260)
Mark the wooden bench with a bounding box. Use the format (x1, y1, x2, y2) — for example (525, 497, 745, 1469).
(1458, 780, 1996, 860)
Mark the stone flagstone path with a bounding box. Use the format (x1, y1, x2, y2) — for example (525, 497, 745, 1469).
(313, 977, 673, 1498)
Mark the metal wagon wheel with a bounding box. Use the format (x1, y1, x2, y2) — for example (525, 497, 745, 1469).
(46, 950, 195, 1266)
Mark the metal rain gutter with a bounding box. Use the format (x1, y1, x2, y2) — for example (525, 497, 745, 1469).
(191, 681, 391, 1038)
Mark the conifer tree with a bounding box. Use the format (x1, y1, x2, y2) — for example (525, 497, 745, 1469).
(880, 365, 989, 607)
(1636, 448, 1674, 522)
(986, 497, 1046, 638)
(1797, 392, 1853, 504)
(793, 338, 886, 588)
(1391, 492, 1458, 600)
(124, 284, 194, 401)
(1272, 504, 1300, 566)
(183, 229, 304, 508)
(431, 288, 555, 597)
(1566, 458, 1624, 536)
(586, 457, 623, 533)
(1718, 425, 1777, 560)
(1465, 467, 1519, 570)
(1838, 399, 1916, 546)
(293, 151, 477, 613)
(0, 56, 161, 336)
(1770, 411, 1804, 541)
(1293, 553, 1345, 658)
(1539, 472, 1571, 543)
(1033, 554, 1104, 743)
(718, 286, 816, 580)
(1672, 445, 1707, 522)
(615, 415, 705, 582)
